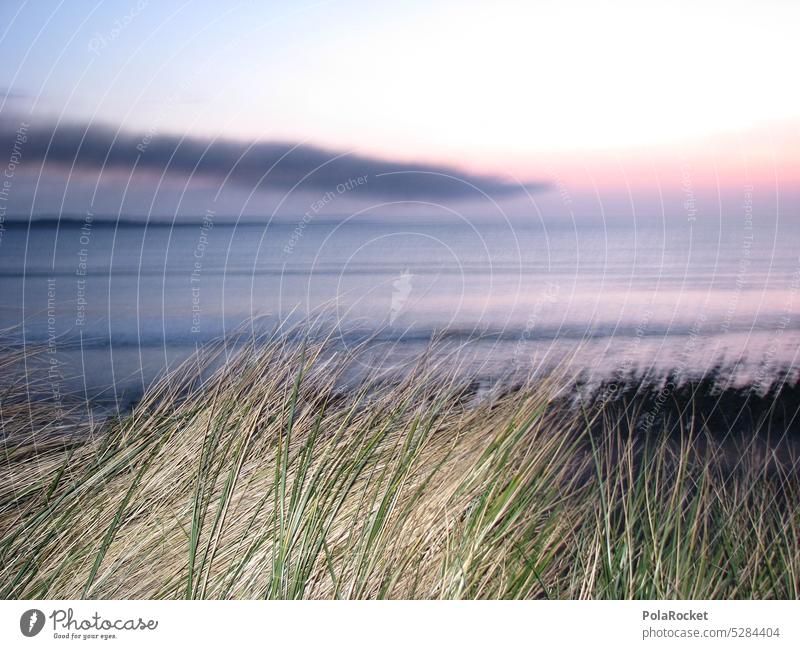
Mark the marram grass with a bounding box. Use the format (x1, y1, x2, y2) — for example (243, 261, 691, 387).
(1, 335, 798, 599)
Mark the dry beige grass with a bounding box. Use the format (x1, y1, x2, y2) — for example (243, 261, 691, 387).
(1, 334, 798, 599)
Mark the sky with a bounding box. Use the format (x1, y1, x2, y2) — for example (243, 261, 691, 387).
(0, 0, 798, 221)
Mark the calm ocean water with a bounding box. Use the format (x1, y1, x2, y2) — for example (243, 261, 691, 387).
(1, 217, 798, 407)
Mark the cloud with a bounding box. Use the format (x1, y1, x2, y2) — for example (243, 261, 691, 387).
(0, 119, 548, 201)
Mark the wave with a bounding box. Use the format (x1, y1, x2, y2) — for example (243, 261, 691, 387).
(7, 320, 800, 350)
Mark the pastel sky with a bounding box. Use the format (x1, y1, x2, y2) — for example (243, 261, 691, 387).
(1, 0, 798, 220)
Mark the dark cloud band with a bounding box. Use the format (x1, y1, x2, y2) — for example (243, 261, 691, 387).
(0, 119, 548, 200)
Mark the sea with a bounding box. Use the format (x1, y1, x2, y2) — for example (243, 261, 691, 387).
(1, 215, 798, 411)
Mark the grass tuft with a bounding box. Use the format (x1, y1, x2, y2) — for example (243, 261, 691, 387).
(1, 332, 798, 599)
